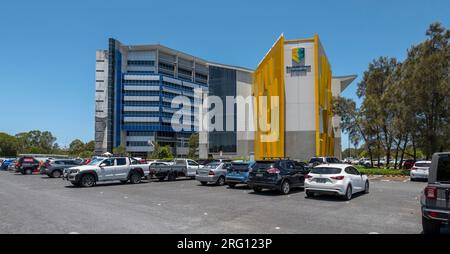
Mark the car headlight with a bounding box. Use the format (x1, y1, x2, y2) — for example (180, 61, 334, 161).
(69, 169, 80, 174)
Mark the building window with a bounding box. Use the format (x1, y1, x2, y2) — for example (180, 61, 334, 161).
(127, 60, 155, 66)
(96, 70, 104, 72)
(96, 80, 104, 83)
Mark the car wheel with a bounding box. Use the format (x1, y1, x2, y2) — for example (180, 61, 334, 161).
(158, 176, 166, 181)
(228, 183, 236, 188)
(71, 181, 81, 187)
(80, 174, 95, 188)
(343, 185, 353, 200)
(167, 172, 176, 181)
(216, 176, 225, 186)
(280, 180, 291, 195)
(130, 172, 142, 184)
(253, 187, 263, 193)
(52, 170, 62, 178)
(364, 181, 370, 194)
(422, 216, 441, 234)
(200, 181, 207, 186)
(305, 190, 315, 198)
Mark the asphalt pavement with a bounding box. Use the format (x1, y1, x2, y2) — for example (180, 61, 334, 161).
(0, 170, 429, 234)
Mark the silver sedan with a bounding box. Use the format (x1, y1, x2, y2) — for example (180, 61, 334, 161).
(196, 162, 231, 186)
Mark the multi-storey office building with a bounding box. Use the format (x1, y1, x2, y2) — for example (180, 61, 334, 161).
(95, 39, 209, 157)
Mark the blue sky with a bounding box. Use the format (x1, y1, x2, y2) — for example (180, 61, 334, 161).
(0, 0, 448, 148)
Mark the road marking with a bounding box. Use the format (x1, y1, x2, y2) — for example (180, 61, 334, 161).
(275, 227, 281, 230)
(124, 196, 128, 199)
(204, 212, 208, 216)
(368, 232, 379, 234)
(157, 203, 161, 206)
(68, 232, 80, 234)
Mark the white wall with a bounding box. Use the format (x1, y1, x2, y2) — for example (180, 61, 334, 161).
(283, 41, 316, 132)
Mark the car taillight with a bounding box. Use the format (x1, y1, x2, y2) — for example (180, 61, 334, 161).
(305, 174, 312, 179)
(208, 171, 215, 176)
(331, 176, 345, 180)
(266, 168, 280, 174)
(425, 186, 437, 199)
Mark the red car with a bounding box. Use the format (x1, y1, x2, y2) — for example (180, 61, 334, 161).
(403, 159, 416, 170)
(15, 156, 40, 175)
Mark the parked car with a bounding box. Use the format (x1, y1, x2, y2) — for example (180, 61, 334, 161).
(196, 162, 232, 186)
(410, 161, 432, 181)
(403, 159, 416, 170)
(41, 159, 84, 178)
(420, 152, 450, 234)
(148, 161, 171, 178)
(8, 162, 17, 171)
(247, 159, 308, 195)
(152, 159, 202, 181)
(15, 156, 40, 175)
(63, 157, 150, 187)
(1, 159, 16, 170)
(225, 161, 255, 188)
(308, 157, 341, 168)
(304, 164, 369, 200)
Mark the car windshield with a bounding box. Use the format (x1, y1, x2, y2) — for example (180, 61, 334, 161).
(253, 162, 275, 169)
(88, 159, 102, 165)
(311, 167, 342, 174)
(309, 158, 322, 163)
(437, 155, 450, 183)
(415, 163, 431, 168)
(205, 162, 221, 168)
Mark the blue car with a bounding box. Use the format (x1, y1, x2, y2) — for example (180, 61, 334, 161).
(225, 161, 255, 188)
(1, 159, 15, 170)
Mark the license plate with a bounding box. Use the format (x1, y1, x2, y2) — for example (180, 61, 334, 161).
(316, 178, 327, 183)
(256, 173, 263, 177)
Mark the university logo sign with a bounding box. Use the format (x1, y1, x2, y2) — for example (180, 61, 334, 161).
(287, 47, 311, 74)
(292, 48, 305, 65)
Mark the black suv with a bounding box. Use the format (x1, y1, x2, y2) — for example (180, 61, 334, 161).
(421, 152, 450, 234)
(247, 159, 309, 195)
(41, 159, 84, 178)
(15, 156, 40, 175)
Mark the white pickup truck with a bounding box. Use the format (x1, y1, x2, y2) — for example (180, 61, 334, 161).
(151, 159, 203, 181)
(63, 157, 150, 187)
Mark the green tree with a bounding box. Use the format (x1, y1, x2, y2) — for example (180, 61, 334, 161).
(400, 22, 450, 158)
(187, 133, 199, 159)
(357, 56, 399, 167)
(149, 142, 174, 159)
(69, 139, 85, 156)
(15, 130, 57, 154)
(113, 145, 128, 156)
(0, 133, 19, 157)
(84, 141, 95, 152)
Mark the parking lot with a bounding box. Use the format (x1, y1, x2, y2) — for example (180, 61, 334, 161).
(0, 170, 429, 234)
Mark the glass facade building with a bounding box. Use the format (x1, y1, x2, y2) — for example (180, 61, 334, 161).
(95, 39, 208, 158)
